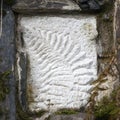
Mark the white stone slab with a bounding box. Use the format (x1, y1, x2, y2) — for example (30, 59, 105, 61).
(20, 15, 98, 112)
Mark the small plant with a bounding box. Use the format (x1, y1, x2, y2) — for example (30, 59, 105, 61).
(94, 88, 120, 120)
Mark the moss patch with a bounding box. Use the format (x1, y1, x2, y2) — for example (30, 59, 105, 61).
(16, 81, 47, 119)
(16, 103, 47, 120)
(55, 109, 79, 115)
(30, 110, 47, 118)
(94, 87, 120, 120)
(0, 71, 10, 101)
(0, 71, 10, 119)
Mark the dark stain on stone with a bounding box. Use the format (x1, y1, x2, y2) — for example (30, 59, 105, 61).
(19, 52, 27, 111)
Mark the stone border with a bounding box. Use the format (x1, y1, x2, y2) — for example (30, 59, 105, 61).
(0, 8, 16, 120)
(0, 0, 119, 120)
(12, 0, 106, 14)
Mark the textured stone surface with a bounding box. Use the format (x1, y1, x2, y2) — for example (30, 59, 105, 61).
(0, 10, 16, 120)
(18, 52, 27, 110)
(35, 112, 93, 120)
(13, 0, 106, 14)
(49, 113, 93, 120)
(116, 0, 120, 76)
(13, 0, 80, 14)
(73, 0, 105, 11)
(19, 15, 98, 112)
(97, 1, 114, 57)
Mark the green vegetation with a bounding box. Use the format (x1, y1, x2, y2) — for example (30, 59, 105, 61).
(16, 82, 46, 119)
(0, 71, 10, 101)
(31, 110, 46, 117)
(16, 104, 32, 120)
(0, 71, 10, 118)
(16, 102, 46, 120)
(94, 88, 120, 120)
(55, 109, 79, 115)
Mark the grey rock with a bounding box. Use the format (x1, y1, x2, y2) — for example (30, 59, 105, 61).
(0, 9, 16, 120)
(19, 52, 27, 111)
(12, 0, 80, 14)
(88, 0, 100, 10)
(78, 0, 88, 3)
(13, 0, 106, 14)
(79, 3, 89, 10)
(49, 113, 94, 120)
(74, 0, 106, 11)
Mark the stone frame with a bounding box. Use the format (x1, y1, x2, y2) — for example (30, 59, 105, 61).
(0, 0, 119, 119)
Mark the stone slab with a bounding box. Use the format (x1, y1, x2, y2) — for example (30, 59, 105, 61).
(49, 113, 94, 120)
(0, 10, 16, 120)
(19, 15, 98, 112)
(116, 0, 120, 77)
(13, 0, 80, 14)
(13, 0, 106, 14)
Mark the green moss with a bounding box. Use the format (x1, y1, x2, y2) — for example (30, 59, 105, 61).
(55, 109, 79, 115)
(16, 103, 47, 119)
(31, 110, 46, 117)
(99, 0, 114, 14)
(94, 88, 120, 120)
(16, 100, 32, 120)
(0, 71, 10, 101)
(16, 81, 46, 119)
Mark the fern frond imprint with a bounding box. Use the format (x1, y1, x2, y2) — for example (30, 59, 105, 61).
(20, 16, 98, 112)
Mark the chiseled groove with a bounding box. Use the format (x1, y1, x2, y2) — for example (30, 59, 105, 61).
(69, 52, 86, 65)
(65, 45, 80, 62)
(52, 81, 72, 88)
(56, 33, 63, 50)
(41, 67, 71, 81)
(39, 68, 71, 85)
(28, 38, 42, 51)
(26, 37, 36, 47)
(38, 60, 59, 72)
(54, 32, 63, 51)
(62, 37, 74, 58)
(38, 86, 51, 93)
(74, 72, 94, 77)
(72, 61, 93, 71)
(33, 42, 45, 54)
(46, 31, 52, 44)
(59, 36, 69, 55)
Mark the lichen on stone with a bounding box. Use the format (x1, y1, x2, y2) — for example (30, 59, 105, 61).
(0, 71, 10, 101)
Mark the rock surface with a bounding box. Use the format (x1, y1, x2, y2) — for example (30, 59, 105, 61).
(18, 15, 98, 112)
(13, 0, 80, 14)
(74, 0, 105, 11)
(13, 0, 106, 14)
(0, 9, 16, 120)
(49, 113, 92, 120)
(35, 113, 94, 120)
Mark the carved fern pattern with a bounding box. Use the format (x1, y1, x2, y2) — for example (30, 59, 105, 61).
(21, 16, 98, 111)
